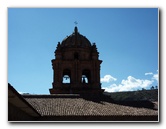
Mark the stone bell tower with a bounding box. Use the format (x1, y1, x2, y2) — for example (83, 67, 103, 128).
(49, 26, 104, 95)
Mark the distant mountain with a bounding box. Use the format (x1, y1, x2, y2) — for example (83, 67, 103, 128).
(104, 89, 158, 102)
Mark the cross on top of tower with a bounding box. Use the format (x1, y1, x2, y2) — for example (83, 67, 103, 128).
(74, 21, 78, 26)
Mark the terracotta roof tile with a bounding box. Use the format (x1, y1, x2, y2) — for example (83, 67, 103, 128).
(24, 95, 158, 117)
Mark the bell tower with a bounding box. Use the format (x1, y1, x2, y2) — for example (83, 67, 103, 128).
(49, 27, 104, 95)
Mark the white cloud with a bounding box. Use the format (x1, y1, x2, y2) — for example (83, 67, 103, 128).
(100, 75, 117, 83)
(152, 73, 158, 83)
(144, 70, 158, 83)
(102, 70, 158, 92)
(145, 72, 153, 75)
(18, 91, 29, 94)
(18, 91, 24, 94)
(103, 76, 153, 92)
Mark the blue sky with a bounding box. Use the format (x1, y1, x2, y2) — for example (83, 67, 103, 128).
(8, 8, 158, 94)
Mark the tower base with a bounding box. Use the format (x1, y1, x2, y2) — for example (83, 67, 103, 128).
(49, 88, 105, 95)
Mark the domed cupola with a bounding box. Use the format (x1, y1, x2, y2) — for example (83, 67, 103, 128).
(61, 27, 91, 48)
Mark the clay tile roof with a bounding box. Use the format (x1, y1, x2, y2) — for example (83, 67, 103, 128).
(23, 95, 158, 117)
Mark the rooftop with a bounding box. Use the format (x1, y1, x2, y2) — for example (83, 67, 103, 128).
(23, 94, 158, 117)
(8, 84, 158, 121)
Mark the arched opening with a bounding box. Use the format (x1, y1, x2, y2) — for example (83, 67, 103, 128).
(82, 69, 91, 84)
(82, 75, 88, 83)
(62, 69, 71, 84)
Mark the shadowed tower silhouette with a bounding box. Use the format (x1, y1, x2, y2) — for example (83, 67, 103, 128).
(49, 26, 104, 95)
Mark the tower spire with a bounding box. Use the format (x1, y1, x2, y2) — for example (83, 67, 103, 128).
(74, 26, 78, 34)
(74, 21, 78, 34)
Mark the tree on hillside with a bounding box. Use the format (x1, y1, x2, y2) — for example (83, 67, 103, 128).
(151, 86, 154, 90)
(142, 88, 146, 91)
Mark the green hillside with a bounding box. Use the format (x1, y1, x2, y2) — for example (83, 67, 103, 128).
(104, 89, 158, 101)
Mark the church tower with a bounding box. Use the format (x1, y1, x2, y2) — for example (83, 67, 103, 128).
(49, 26, 104, 95)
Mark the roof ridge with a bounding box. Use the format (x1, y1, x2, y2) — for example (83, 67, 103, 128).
(22, 94, 81, 98)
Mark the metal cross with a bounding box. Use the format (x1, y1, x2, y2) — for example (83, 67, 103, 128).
(74, 21, 78, 26)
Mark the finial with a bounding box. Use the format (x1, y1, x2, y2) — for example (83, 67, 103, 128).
(74, 21, 78, 34)
(74, 27, 78, 35)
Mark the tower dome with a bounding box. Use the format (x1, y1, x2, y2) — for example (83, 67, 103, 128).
(61, 27, 91, 48)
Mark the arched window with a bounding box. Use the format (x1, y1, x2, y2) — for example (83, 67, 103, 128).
(82, 69, 91, 84)
(62, 69, 71, 84)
